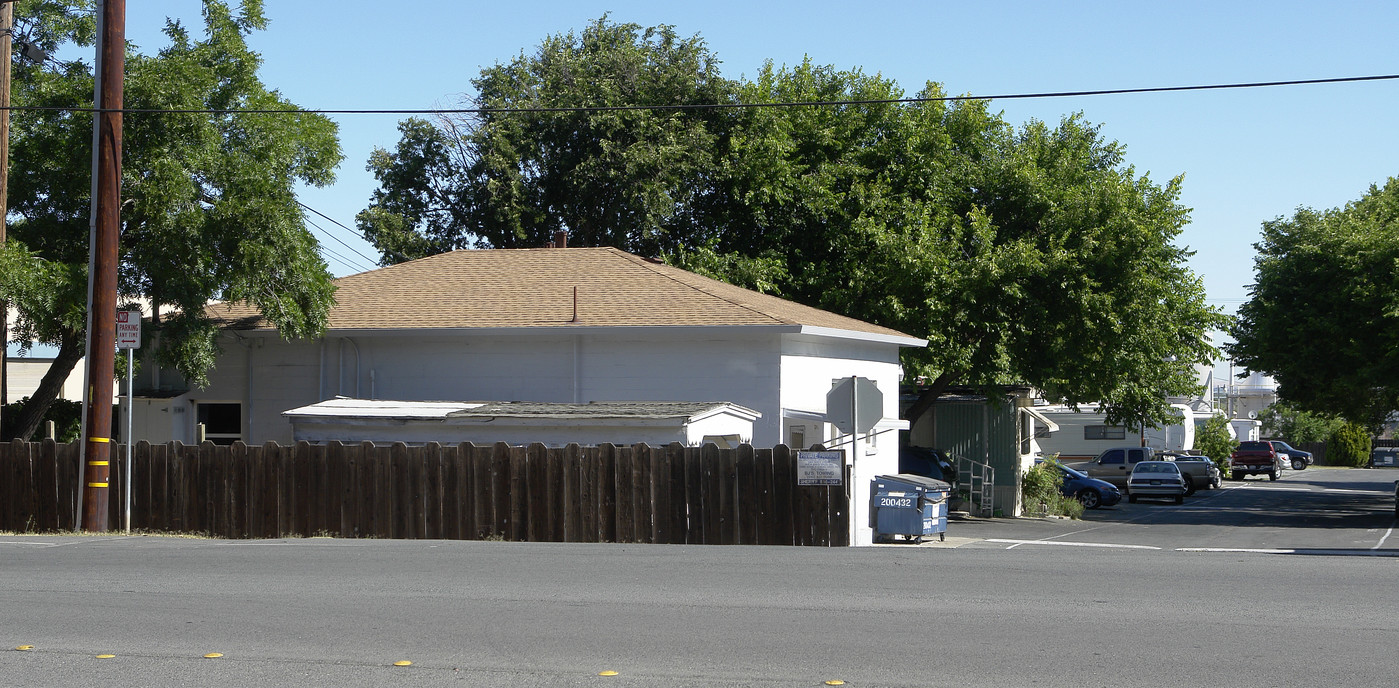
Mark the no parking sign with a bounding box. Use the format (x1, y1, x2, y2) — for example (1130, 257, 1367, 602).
(116, 310, 141, 349)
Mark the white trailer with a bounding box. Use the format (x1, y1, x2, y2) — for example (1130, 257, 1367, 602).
(1033, 403, 1196, 461)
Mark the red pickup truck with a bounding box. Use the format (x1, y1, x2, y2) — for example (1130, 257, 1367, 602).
(1230, 441, 1283, 481)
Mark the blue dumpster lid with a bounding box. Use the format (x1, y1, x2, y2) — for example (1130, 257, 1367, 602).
(874, 474, 951, 493)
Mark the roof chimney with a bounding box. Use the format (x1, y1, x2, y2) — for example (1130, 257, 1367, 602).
(553, 230, 568, 248)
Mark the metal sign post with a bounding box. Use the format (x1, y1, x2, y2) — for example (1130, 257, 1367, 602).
(116, 309, 140, 533)
(828, 376, 883, 545)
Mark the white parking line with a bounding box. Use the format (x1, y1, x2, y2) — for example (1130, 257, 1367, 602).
(1233, 484, 1386, 494)
(1179, 547, 1399, 557)
(986, 538, 1160, 550)
(1374, 526, 1395, 550)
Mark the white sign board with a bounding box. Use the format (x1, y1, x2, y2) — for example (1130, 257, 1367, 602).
(116, 310, 141, 349)
(796, 451, 844, 486)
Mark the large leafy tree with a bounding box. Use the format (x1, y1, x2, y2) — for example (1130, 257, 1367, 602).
(2, 0, 341, 440)
(358, 15, 735, 262)
(1257, 402, 1346, 444)
(1229, 178, 1399, 432)
(361, 17, 1226, 429)
(682, 61, 1225, 428)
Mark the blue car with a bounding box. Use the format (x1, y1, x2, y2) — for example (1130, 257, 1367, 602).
(1044, 460, 1122, 509)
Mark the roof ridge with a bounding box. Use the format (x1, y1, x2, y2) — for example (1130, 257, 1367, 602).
(606, 249, 793, 326)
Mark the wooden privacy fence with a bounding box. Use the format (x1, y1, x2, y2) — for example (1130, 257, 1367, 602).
(1, 440, 849, 546)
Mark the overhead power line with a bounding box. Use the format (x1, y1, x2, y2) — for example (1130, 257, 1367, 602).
(297, 201, 380, 270)
(6, 74, 1398, 116)
(303, 216, 377, 274)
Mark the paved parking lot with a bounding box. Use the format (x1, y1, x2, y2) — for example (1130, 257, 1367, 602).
(925, 466, 1399, 554)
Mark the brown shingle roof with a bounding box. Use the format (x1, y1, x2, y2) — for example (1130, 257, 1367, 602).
(208, 247, 918, 340)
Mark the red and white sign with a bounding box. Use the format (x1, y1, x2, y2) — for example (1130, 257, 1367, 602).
(116, 310, 141, 349)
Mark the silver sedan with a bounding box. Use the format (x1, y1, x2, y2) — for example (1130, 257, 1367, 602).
(1127, 461, 1188, 504)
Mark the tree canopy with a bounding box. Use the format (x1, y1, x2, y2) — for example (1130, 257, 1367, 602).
(358, 16, 734, 261)
(360, 16, 1227, 428)
(1229, 177, 1399, 432)
(2, 0, 341, 439)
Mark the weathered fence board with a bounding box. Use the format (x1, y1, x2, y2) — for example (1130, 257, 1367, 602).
(0, 440, 849, 546)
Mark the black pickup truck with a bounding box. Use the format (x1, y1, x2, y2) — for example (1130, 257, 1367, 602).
(1269, 440, 1314, 470)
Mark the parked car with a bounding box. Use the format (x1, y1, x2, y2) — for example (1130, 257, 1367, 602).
(1041, 460, 1122, 509)
(899, 446, 958, 490)
(1066, 446, 1157, 489)
(1269, 440, 1313, 470)
(1230, 441, 1283, 481)
(1127, 461, 1187, 504)
(1168, 455, 1221, 493)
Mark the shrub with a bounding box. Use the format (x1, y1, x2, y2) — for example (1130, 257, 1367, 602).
(1021, 461, 1083, 519)
(1194, 414, 1236, 477)
(1, 397, 82, 442)
(1327, 422, 1372, 467)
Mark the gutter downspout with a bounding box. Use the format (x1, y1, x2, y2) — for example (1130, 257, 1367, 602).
(246, 337, 254, 441)
(338, 337, 362, 398)
(572, 335, 581, 403)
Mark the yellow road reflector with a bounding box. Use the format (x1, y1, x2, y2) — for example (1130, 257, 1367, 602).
(598, 670, 619, 676)
(825, 681, 846, 686)
(96, 654, 116, 659)
(15, 645, 34, 651)
(393, 660, 412, 667)
(203, 653, 223, 659)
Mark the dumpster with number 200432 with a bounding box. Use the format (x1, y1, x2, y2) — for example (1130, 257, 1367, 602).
(870, 474, 950, 544)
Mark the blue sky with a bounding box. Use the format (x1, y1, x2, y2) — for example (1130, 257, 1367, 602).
(107, 1, 1398, 364)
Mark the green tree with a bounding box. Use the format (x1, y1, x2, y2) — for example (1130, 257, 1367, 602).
(362, 19, 1227, 430)
(1194, 414, 1236, 477)
(691, 61, 1226, 428)
(1229, 178, 1399, 432)
(1257, 402, 1346, 444)
(358, 16, 736, 262)
(1, 0, 341, 440)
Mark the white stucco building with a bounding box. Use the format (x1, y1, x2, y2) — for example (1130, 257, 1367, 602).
(129, 246, 926, 545)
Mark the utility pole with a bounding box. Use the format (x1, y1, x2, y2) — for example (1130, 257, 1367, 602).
(1, 2, 12, 435)
(79, 0, 124, 532)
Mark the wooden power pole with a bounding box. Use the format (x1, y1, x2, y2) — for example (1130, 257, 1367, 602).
(1, 2, 12, 433)
(80, 0, 124, 532)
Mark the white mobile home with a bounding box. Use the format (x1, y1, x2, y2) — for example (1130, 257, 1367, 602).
(1033, 403, 1197, 461)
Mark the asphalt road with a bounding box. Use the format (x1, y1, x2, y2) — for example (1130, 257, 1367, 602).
(3, 467, 1396, 687)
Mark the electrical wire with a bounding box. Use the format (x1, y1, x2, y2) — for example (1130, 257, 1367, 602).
(304, 224, 377, 274)
(297, 201, 380, 269)
(5, 74, 1397, 116)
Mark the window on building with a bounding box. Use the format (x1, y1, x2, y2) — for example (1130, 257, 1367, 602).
(789, 425, 805, 450)
(196, 402, 242, 445)
(1084, 425, 1127, 440)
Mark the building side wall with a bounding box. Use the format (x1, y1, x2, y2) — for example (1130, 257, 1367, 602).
(6, 357, 86, 401)
(140, 330, 786, 447)
(779, 335, 905, 546)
